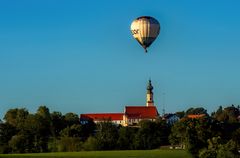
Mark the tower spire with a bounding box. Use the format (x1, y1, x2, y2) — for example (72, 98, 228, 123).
(146, 79, 154, 106)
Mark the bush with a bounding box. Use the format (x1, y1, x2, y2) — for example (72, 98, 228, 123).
(56, 137, 83, 152)
(82, 136, 98, 151)
(48, 138, 58, 152)
(8, 134, 28, 153)
(199, 148, 217, 158)
(0, 145, 11, 154)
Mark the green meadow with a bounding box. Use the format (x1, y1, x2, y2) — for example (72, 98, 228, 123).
(0, 150, 192, 158)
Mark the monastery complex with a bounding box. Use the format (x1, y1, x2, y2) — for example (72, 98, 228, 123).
(80, 80, 159, 126)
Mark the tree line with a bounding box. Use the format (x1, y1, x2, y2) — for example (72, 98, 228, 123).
(0, 105, 240, 158)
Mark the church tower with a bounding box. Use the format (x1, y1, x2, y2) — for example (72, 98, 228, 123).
(146, 80, 154, 107)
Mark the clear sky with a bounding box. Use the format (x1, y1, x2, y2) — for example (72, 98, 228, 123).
(1, 0, 240, 119)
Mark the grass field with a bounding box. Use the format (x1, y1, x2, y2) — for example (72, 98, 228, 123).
(0, 150, 192, 158)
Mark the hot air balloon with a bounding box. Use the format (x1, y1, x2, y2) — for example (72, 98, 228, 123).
(130, 16, 160, 53)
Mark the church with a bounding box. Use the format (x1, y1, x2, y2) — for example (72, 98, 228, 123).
(80, 80, 159, 126)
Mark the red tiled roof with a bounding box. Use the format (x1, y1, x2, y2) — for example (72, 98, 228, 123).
(125, 106, 159, 119)
(80, 113, 123, 121)
(187, 114, 206, 119)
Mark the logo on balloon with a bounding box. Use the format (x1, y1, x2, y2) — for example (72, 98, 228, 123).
(131, 29, 139, 35)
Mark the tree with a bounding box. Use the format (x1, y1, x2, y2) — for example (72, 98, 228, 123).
(199, 137, 220, 158)
(64, 112, 80, 126)
(231, 128, 240, 151)
(80, 120, 96, 141)
(185, 126, 203, 157)
(4, 108, 29, 129)
(199, 137, 239, 158)
(213, 105, 240, 123)
(35, 106, 52, 152)
(155, 118, 171, 146)
(175, 111, 185, 119)
(60, 124, 82, 137)
(217, 139, 239, 158)
(169, 116, 214, 157)
(21, 114, 44, 152)
(59, 122, 95, 142)
(51, 111, 65, 137)
(95, 121, 119, 150)
(224, 105, 239, 123)
(54, 137, 82, 152)
(134, 120, 170, 150)
(0, 122, 16, 145)
(0, 122, 16, 153)
(8, 134, 29, 153)
(186, 107, 208, 115)
(169, 119, 187, 147)
(117, 126, 137, 150)
(36, 106, 52, 134)
(216, 106, 223, 115)
(82, 136, 98, 151)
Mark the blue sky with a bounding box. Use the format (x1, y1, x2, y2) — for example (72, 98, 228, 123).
(1, 0, 240, 119)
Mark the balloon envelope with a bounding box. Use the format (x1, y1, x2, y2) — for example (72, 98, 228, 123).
(130, 16, 160, 52)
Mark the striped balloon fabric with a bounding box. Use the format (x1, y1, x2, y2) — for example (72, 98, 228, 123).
(130, 16, 160, 53)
